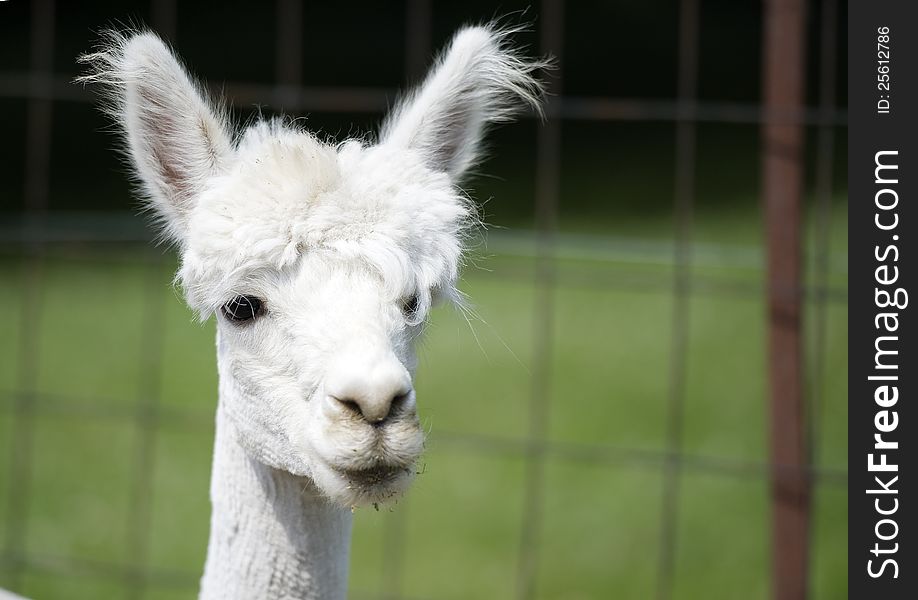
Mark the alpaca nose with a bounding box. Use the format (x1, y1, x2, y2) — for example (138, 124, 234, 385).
(325, 353, 414, 424)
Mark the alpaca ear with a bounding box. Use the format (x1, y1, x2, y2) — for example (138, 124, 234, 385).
(380, 25, 548, 180)
(80, 32, 232, 243)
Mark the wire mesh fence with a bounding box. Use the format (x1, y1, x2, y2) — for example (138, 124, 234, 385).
(0, 0, 846, 598)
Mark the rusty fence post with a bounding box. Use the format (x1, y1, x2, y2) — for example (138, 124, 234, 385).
(761, 0, 809, 599)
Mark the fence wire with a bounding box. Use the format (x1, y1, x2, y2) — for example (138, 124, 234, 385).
(0, 0, 846, 599)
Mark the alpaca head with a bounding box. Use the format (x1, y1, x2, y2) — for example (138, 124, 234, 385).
(82, 26, 545, 506)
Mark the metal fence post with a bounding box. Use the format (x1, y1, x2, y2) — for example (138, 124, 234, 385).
(515, 1, 563, 599)
(656, 0, 700, 598)
(761, 0, 809, 598)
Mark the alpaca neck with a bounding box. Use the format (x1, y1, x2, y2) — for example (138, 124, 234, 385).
(200, 405, 353, 600)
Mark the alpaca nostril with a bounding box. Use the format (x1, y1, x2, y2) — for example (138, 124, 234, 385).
(331, 394, 388, 423)
(336, 398, 363, 418)
(389, 390, 415, 416)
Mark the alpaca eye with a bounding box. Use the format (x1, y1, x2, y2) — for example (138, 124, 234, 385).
(401, 294, 421, 318)
(221, 295, 263, 323)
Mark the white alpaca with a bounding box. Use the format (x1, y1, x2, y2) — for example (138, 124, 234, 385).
(81, 25, 544, 599)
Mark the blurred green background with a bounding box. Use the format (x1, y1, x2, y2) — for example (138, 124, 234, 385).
(0, 1, 847, 599)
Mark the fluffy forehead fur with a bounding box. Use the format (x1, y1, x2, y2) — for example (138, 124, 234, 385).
(182, 123, 472, 319)
(79, 25, 547, 318)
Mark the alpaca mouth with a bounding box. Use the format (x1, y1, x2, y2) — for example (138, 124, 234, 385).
(339, 465, 411, 488)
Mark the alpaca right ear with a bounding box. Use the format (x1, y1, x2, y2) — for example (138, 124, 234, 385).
(380, 25, 547, 180)
(80, 32, 232, 243)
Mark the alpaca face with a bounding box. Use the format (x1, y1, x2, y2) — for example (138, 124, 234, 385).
(182, 133, 466, 505)
(82, 26, 544, 506)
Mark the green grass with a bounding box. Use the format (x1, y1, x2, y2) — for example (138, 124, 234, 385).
(0, 202, 848, 599)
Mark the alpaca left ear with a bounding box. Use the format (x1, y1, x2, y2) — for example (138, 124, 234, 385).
(380, 25, 547, 180)
(80, 31, 233, 244)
